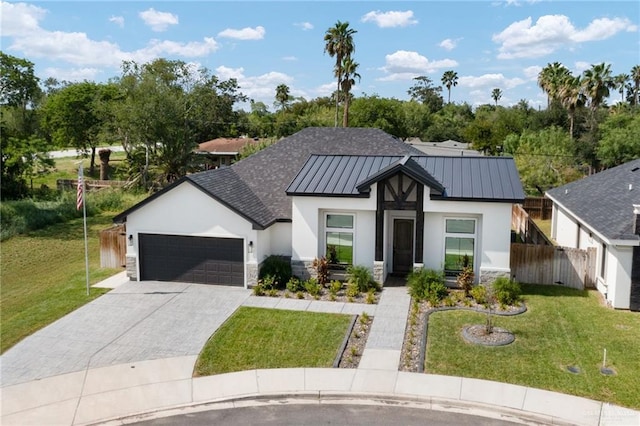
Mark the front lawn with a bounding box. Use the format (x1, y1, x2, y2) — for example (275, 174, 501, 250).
(194, 307, 352, 376)
(425, 284, 640, 409)
(0, 213, 119, 353)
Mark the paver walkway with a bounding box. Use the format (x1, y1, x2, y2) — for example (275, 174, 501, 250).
(0, 281, 250, 387)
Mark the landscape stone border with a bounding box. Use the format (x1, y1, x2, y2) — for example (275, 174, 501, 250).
(461, 325, 515, 346)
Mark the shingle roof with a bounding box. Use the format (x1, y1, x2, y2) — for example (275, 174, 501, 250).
(546, 159, 640, 242)
(287, 154, 524, 202)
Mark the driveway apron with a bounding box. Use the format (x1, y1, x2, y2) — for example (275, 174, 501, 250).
(0, 281, 250, 387)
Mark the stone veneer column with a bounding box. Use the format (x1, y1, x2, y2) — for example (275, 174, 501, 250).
(413, 263, 424, 273)
(373, 261, 385, 285)
(291, 260, 316, 280)
(479, 268, 511, 285)
(125, 254, 137, 281)
(246, 262, 258, 287)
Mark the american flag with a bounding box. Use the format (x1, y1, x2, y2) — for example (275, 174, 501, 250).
(77, 164, 84, 211)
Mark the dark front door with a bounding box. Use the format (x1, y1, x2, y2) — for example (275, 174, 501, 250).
(393, 219, 414, 275)
(139, 234, 244, 286)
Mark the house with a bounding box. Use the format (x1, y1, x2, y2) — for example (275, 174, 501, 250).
(546, 159, 640, 311)
(196, 137, 255, 169)
(113, 127, 524, 288)
(406, 139, 482, 157)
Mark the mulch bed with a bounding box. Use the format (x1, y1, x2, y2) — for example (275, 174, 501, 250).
(338, 314, 373, 368)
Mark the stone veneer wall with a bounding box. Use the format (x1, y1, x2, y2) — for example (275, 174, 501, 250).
(479, 269, 511, 285)
(373, 261, 385, 285)
(246, 262, 259, 287)
(125, 254, 137, 281)
(291, 260, 316, 280)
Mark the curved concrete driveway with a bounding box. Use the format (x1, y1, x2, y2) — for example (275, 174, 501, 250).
(1, 281, 251, 387)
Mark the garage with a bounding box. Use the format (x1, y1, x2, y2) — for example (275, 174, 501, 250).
(139, 233, 244, 286)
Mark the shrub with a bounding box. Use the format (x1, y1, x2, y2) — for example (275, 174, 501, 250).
(304, 278, 321, 296)
(252, 284, 265, 296)
(312, 256, 329, 286)
(492, 276, 521, 305)
(259, 255, 291, 289)
(286, 277, 304, 293)
(456, 265, 475, 297)
(346, 281, 360, 298)
(407, 268, 448, 302)
(470, 285, 487, 305)
(329, 280, 342, 295)
(346, 265, 379, 293)
(259, 275, 276, 290)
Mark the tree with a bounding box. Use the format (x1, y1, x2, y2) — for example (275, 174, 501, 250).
(630, 65, 640, 106)
(538, 62, 571, 107)
(557, 75, 585, 139)
(491, 88, 502, 106)
(323, 21, 357, 127)
(581, 62, 613, 122)
(407, 76, 443, 113)
(340, 57, 360, 127)
(349, 95, 408, 139)
(597, 111, 640, 168)
(613, 73, 629, 102)
(441, 70, 458, 104)
(275, 83, 291, 111)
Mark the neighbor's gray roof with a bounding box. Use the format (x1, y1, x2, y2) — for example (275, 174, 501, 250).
(115, 127, 422, 228)
(546, 159, 640, 242)
(287, 154, 524, 202)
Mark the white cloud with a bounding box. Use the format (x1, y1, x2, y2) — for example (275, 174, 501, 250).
(574, 61, 591, 73)
(378, 50, 458, 81)
(295, 22, 313, 31)
(361, 10, 417, 28)
(493, 15, 638, 59)
(139, 38, 218, 59)
(218, 26, 265, 40)
(109, 16, 124, 28)
(282, 56, 297, 61)
(215, 66, 297, 103)
(315, 82, 336, 97)
(523, 65, 541, 81)
(439, 38, 460, 51)
(458, 73, 525, 90)
(139, 8, 178, 32)
(0, 1, 47, 37)
(41, 67, 100, 82)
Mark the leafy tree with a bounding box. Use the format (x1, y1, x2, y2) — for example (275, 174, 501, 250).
(349, 95, 407, 139)
(324, 21, 357, 127)
(441, 70, 458, 104)
(340, 57, 360, 127)
(407, 76, 443, 113)
(537, 62, 571, 107)
(597, 111, 640, 168)
(423, 103, 474, 142)
(275, 83, 291, 111)
(491, 88, 502, 106)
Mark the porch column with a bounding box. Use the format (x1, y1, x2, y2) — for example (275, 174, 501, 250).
(375, 182, 384, 261)
(415, 184, 424, 263)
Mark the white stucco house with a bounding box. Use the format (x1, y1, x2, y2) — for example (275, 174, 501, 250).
(546, 159, 640, 311)
(114, 127, 524, 288)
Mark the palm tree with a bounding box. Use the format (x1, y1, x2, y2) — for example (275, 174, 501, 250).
(538, 62, 571, 107)
(340, 57, 360, 127)
(613, 73, 629, 102)
(324, 21, 357, 127)
(441, 70, 458, 103)
(631, 65, 640, 106)
(557, 75, 584, 139)
(275, 83, 290, 111)
(581, 62, 613, 123)
(491, 88, 502, 106)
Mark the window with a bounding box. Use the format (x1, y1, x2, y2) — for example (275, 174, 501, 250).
(600, 243, 607, 279)
(444, 218, 476, 276)
(325, 213, 354, 265)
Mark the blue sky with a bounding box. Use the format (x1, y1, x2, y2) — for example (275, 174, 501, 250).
(2, 1, 638, 110)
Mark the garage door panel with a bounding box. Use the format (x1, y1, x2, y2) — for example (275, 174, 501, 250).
(139, 234, 244, 286)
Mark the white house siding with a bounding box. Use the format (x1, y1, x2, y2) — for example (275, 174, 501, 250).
(267, 222, 292, 257)
(606, 246, 632, 309)
(553, 206, 579, 247)
(125, 181, 257, 287)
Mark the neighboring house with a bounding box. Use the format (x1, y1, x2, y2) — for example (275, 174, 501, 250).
(546, 159, 640, 311)
(196, 137, 255, 169)
(406, 139, 482, 157)
(114, 127, 524, 288)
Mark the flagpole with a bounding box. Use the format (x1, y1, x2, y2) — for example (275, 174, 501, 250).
(78, 162, 90, 296)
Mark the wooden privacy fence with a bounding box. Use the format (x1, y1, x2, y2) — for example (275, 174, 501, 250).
(510, 243, 596, 290)
(100, 224, 127, 268)
(511, 204, 552, 246)
(522, 197, 553, 220)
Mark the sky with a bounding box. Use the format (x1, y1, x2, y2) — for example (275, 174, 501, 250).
(1, 1, 639, 111)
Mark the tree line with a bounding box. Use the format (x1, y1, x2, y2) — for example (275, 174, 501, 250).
(1, 24, 639, 200)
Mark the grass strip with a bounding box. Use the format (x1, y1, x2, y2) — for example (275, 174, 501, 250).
(195, 307, 352, 376)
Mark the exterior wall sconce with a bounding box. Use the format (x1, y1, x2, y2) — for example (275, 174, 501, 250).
(128, 235, 133, 246)
(248, 240, 254, 254)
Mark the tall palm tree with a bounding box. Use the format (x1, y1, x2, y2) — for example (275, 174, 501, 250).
(491, 88, 502, 106)
(441, 70, 458, 103)
(581, 62, 613, 123)
(631, 65, 640, 106)
(538, 62, 571, 107)
(340, 57, 360, 127)
(613, 73, 629, 102)
(275, 83, 290, 111)
(324, 21, 357, 127)
(557, 75, 584, 139)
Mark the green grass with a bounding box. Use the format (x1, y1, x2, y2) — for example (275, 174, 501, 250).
(425, 284, 640, 409)
(32, 150, 129, 188)
(0, 213, 121, 353)
(532, 218, 552, 240)
(194, 307, 352, 376)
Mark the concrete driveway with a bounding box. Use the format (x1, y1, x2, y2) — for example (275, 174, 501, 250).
(1, 281, 250, 387)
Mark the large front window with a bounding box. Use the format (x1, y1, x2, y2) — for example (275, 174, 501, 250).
(325, 213, 354, 265)
(444, 218, 476, 276)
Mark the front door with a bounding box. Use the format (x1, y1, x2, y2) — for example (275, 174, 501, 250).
(393, 219, 414, 275)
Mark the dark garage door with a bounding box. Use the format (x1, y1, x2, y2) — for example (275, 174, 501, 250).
(139, 234, 244, 286)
